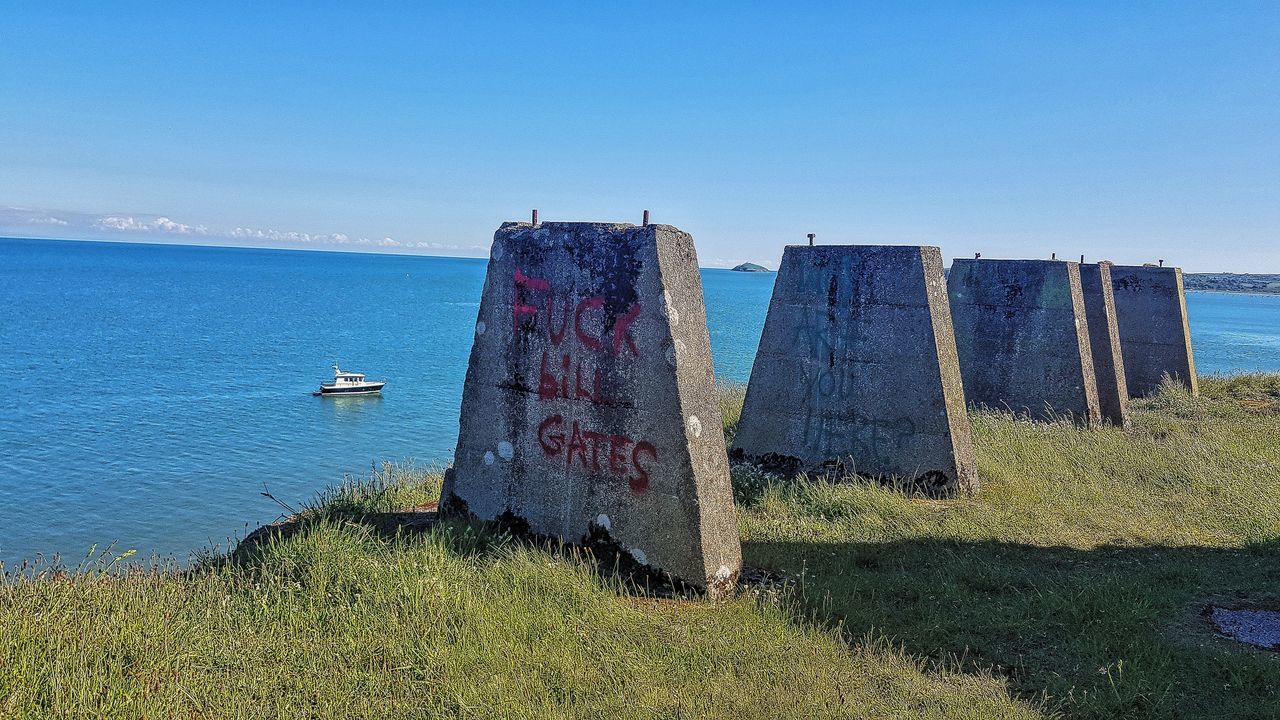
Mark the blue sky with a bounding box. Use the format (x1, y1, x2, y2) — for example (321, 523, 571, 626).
(1, 2, 1277, 270)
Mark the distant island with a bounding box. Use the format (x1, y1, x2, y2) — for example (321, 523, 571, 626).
(731, 262, 771, 273)
(1185, 273, 1280, 295)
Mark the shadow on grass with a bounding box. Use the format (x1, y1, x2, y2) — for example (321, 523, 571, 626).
(744, 535, 1280, 719)
(223, 508, 725, 599)
(219, 493, 1280, 719)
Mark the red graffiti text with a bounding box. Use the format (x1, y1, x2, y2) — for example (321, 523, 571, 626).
(537, 415, 656, 494)
(512, 267, 642, 358)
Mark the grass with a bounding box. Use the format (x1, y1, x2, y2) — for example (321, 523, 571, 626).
(3, 377, 1279, 718)
(741, 376, 1280, 718)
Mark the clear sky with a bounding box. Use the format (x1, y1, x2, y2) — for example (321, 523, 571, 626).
(1, 2, 1277, 270)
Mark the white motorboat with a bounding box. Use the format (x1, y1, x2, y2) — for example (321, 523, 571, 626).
(314, 365, 386, 396)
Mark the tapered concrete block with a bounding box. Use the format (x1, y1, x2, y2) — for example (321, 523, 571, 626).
(442, 221, 741, 596)
(948, 259, 1101, 424)
(1109, 265, 1198, 397)
(731, 245, 977, 495)
(1079, 263, 1131, 427)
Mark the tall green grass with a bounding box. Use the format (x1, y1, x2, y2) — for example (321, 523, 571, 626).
(2, 480, 1035, 718)
(739, 376, 1280, 719)
(2, 376, 1278, 718)
(0, 525, 1037, 718)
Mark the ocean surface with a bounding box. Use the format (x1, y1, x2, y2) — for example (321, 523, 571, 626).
(2, 237, 1279, 566)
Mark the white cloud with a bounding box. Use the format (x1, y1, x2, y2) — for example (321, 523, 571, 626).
(409, 240, 487, 251)
(93, 215, 208, 235)
(1, 205, 486, 255)
(0, 207, 70, 227)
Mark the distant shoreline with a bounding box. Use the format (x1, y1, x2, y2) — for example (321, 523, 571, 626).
(6, 237, 1278, 286)
(1184, 273, 1280, 297)
(1186, 288, 1280, 298)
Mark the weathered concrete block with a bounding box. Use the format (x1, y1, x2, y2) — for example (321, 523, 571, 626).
(442, 221, 741, 596)
(1109, 265, 1198, 397)
(1078, 263, 1131, 427)
(731, 245, 977, 495)
(948, 259, 1101, 424)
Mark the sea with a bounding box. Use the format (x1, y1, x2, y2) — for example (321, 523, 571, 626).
(2, 237, 1279, 567)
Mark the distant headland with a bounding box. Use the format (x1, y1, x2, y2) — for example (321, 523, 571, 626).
(1184, 273, 1280, 295)
(731, 262, 771, 273)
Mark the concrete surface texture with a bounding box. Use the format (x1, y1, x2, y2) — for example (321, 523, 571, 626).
(442, 221, 741, 596)
(948, 259, 1101, 424)
(1078, 263, 1132, 427)
(1109, 265, 1199, 397)
(731, 245, 977, 495)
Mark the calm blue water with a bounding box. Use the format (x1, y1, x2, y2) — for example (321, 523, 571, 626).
(2, 238, 1278, 565)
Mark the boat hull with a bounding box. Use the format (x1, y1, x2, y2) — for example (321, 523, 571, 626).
(314, 382, 386, 396)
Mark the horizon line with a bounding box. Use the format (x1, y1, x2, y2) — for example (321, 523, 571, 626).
(0, 234, 770, 271)
(10, 234, 1272, 276)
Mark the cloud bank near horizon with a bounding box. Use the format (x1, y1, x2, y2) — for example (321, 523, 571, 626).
(0, 206, 487, 255)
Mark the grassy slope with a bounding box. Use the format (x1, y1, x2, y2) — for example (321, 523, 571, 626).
(740, 376, 1280, 718)
(0, 488, 1037, 718)
(3, 377, 1280, 718)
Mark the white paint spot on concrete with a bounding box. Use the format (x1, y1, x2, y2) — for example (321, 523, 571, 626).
(595, 514, 611, 531)
(664, 340, 688, 368)
(715, 565, 733, 580)
(476, 320, 487, 336)
(497, 441, 514, 460)
(491, 242, 504, 260)
(687, 415, 703, 438)
(630, 548, 647, 565)
(665, 295, 680, 327)
(483, 451, 495, 466)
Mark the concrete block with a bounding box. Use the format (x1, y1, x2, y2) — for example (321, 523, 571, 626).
(1079, 263, 1131, 427)
(442, 221, 741, 596)
(948, 259, 1101, 424)
(731, 245, 977, 495)
(1109, 265, 1198, 397)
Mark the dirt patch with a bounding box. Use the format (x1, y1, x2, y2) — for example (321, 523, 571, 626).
(1237, 399, 1277, 412)
(618, 566, 787, 607)
(235, 502, 439, 556)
